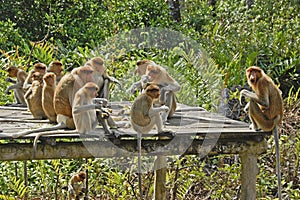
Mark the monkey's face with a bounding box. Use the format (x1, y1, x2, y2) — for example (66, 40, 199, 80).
(146, 85, 160, 99)
(135, 60, 154, 76)
(146, 65, 160, 81)
(34, 63, 47, 73)
(32, 72, 43, 81)
(51, 65, 63, 73)
(78, 172, 86, 181)
(44, 73, 56, 85)
(247, 67, 262, 84)
(78, 66, 95, 83)
(7, 67, 18, 77)
(85, 82, 99, 98)
(88, 57, 105, 74)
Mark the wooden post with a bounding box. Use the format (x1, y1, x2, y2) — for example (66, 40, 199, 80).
(239, 140, 267, 200)
(24, 160, 28, 200)
(154, 155, 167, 200)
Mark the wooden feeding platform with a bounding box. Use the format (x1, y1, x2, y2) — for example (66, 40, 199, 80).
(0, 102, 271, 200)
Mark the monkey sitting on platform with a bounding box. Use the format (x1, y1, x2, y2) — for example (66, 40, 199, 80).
(130, 84, 172, 134)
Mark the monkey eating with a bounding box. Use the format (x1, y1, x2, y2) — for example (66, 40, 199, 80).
(72, 82, 102, 134)
(68, 171, 86, 200)
(130, 83, 172, 134)
(128, 60, 180, 123)
(5, 65, 28, 106)
(240, 66, 283, 199)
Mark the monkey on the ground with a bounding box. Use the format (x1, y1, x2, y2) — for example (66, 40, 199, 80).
(42, 72, 57, 123)
(72, 82, 102, 134)
(130, 60, 180, 122)
(130, 84, 171, 134)
(24, 72, 47, 119)
(68, 172, 86, 200)
(23, 63, 47, 90)
(47, 60, 64, 82)
(240, 66, 283, 199)
(5, 66, 28, 106)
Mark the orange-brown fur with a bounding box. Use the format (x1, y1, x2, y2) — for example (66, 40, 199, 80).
(68, 172, 86, 200)
(25, 72, 47, 119)
(47, 60, 64, 82)
(72, 82, 99, 134)
(145, 64, 180, 118)
(131, 84, 160, 127)
(42, 72, 57, 123)
(23, 63, 47, 89)
(54, 66, 95, 129)
(130, 84, 170, 134)
(241, 66, 283, 131)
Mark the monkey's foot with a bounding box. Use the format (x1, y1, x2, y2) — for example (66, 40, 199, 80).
(249, 124, 261, 131)
(157, 130, 175, 138)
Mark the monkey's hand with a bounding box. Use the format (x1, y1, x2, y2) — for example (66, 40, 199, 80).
(5, 77, 16, 83)
(160, 105, 169, 112)
(128, 84, 138, 94)
(239, 89, 248, 105)
(68, 185, 75, 196)
(93, 98, 108, 107)
(141, 75, 150, 88)
(141, 75, 150, 83)
(5, 88, 11, 95)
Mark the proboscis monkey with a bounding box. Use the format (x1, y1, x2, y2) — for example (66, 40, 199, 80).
(24, 72, 47, 119)
(130, 84, 173, 197)
(128, 60, 180, 122)
(85, 56, 120, 99)
(5, 66, 28, 106)
(23, 63, 47, 90)
(42, 72, 57, 123)
(72, 82, 101, 134)
(12, 66, 96, 138)
(85, 57, 121, 130)
(68, 172, 86, 200)
(130, 84, 171, 134)
(240, 66, 283, 131)
(54, 65, 97, 130)
(240, 66, 283, 199)
(47, 60, 64, 82)
(128, 60, 155, 94)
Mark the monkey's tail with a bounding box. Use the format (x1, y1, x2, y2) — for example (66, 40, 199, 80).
(273, 125, 282, 200)
(12, 123, 67, 138)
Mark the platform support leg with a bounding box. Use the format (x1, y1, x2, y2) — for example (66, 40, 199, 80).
(154, 155, 167, 200)
(239, 140, 267, 200)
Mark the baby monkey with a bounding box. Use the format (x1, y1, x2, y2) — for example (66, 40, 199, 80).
(68, 171, 86, 200)
(130, 84, 171, 134)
